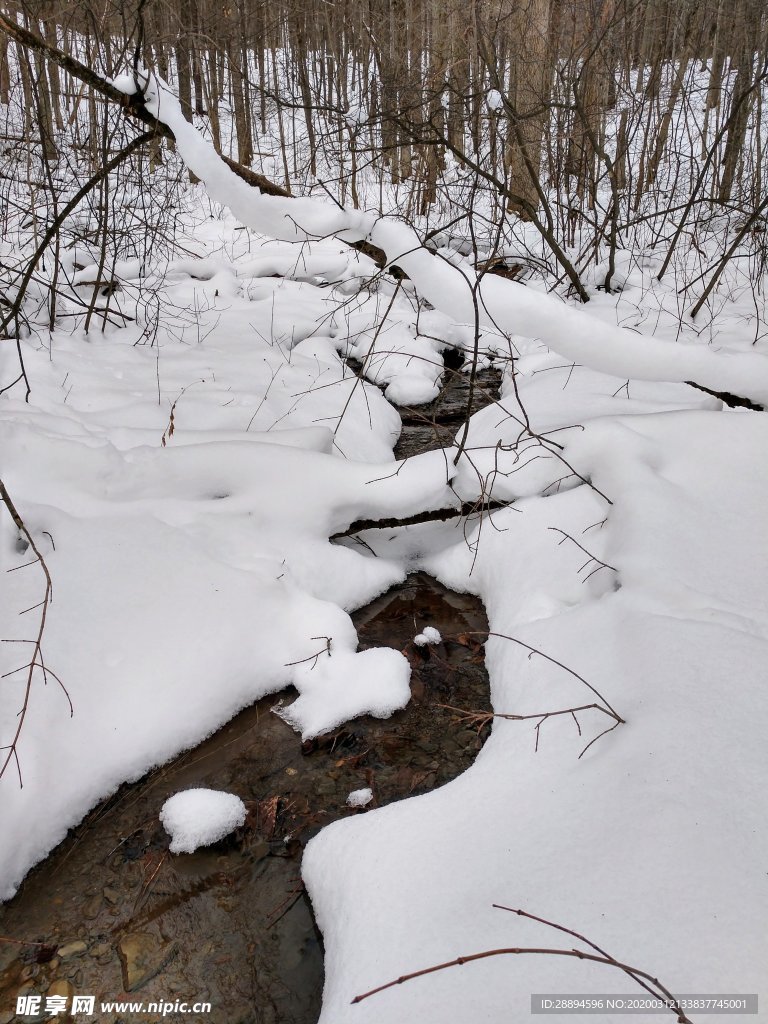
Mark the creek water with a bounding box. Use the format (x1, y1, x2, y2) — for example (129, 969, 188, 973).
(0, 361, 501, 1024)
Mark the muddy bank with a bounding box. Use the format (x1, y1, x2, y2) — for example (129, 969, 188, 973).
(0, 574, 490, 1024)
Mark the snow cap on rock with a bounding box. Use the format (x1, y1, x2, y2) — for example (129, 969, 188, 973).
(160, 788, 247, 854)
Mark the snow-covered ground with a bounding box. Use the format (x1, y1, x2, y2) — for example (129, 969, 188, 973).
(1, 68, 767, 1024)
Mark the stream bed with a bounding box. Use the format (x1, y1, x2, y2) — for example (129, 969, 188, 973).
(0, 358, 501, 1023)
(0, 574, 491, 1024)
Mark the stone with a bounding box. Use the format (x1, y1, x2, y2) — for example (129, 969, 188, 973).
(66, 967, 83, 987)
(57, 940, 87, 959)
(82, 895, 102, 920)
(249, 839, 270, 861)
(117, 932, 178, 993)
(46, 978, 74, 1001)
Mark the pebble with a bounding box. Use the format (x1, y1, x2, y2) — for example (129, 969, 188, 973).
(82, 895, 102, 920)
(57, 940, 87, 959)
(250, 840, 270, 861)
(46, 978, 73, 1000)
(457, 729, 480, 746)
(118, 932, 178, 993)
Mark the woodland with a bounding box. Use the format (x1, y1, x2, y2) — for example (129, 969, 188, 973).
(0, 2, 767, 1023)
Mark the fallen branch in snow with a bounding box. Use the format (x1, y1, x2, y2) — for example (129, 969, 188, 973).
(352, 905, 694, 1023)
(439, 701, 622, 759)
(0, 13, 287, 199)
(0, 12, 389, 276)
(453, 630, 624, 725)
(683, 381, 764, 412)
(331, 499, 518, 539)
(0, 479, 71, 788)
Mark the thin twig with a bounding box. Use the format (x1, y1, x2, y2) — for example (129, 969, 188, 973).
(352, 907, 694, 1023)
(0, 479, 69, 787)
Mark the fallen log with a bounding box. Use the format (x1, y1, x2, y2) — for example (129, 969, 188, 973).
(332, 499, 516, 539)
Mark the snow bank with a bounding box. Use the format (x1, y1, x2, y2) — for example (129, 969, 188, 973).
(274, 647, 412, 740)
(0, 212, 460, 900)
(346, 788, 373, 808)
(413, 626, 441, 646)
(304, 411, 768, 1023)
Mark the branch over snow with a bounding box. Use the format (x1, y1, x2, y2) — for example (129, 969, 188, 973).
(331, 499, 519, 538)
(0, 479, 70, 788)
(0, 13, 288, 198)
(125, 69, 768, 411)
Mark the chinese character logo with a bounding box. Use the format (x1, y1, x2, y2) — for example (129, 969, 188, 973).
(72, 995, 96, 1015)
(16, 995, 42, 1016)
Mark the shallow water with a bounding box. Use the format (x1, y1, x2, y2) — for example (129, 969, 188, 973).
(0, 574, 490, 1024)
(394, 366, 502, 459)
(0, 353, 502, 1023)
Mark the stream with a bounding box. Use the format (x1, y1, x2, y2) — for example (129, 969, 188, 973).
(0, 362, 502, 1024)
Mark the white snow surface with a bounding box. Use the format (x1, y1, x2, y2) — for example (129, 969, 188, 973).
(486, 89, 504, 112)
(160, 788, 247, 853)
(273, 646, 412, 740)
(0, 218, 457, 900)
(305, 411, 768, 1023)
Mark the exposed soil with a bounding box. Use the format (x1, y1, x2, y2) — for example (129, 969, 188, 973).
(0, 574, 490, 1024)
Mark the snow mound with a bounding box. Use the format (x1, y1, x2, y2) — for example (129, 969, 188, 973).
(160, 789, 247, 854)
(487, 89, 504, 111)
(346, 788, 373, 808)
(274, 647, 412, 739)
(414, 626, 442, 646)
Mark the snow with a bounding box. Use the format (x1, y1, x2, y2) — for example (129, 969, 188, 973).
(273, 646, 412, 740)
(115, 68, 768, 410)
(0, 217, 457, 900)
(346, 788, 373, 808)
(160, 788, 247, 853)
(3, 55, 767, 1024)
(305, 412, 768, 1024)
(413, 626, 442, 646)
(486, 89, 504, 112)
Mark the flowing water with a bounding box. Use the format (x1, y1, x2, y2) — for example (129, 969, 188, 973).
(0, 359, 500, 1024)
(0, 573, 491, 1024)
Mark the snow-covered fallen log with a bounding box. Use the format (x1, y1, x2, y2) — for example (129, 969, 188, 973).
(107, 68, 768, 411)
